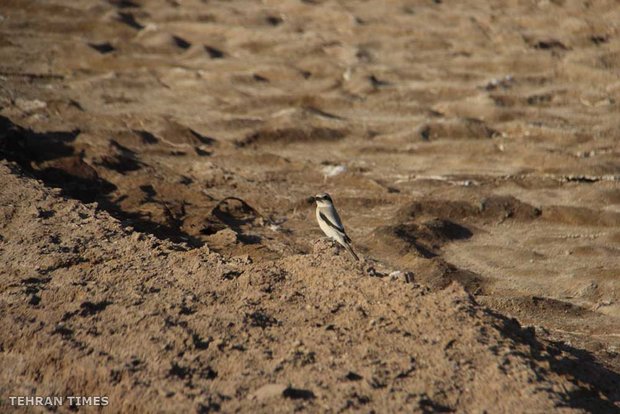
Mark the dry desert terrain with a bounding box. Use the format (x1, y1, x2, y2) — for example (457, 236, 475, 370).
(1, 0, 620, 412)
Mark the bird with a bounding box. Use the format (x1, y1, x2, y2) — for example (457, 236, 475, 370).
(313, 193, 360, 261)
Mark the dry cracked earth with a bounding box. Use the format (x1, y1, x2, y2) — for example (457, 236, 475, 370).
(1, 0, 620, 412)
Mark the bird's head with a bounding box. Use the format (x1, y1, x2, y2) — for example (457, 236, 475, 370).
(313, 193, 333, 207)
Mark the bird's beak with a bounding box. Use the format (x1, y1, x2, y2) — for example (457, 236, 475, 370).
(308, 196, 316, 203)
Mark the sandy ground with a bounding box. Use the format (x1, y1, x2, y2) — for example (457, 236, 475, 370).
(1, 0, 620, 412)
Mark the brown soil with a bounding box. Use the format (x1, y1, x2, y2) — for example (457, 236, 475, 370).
(1, 0, 620, 412)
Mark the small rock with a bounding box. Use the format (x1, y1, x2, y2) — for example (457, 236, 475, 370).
(207, 228, 238, 245)
(389, 270, 413, 282)
(15, 98, 47, 112)
(131, 232, 145, 242)
(249, 383, 287, 400)
(321, 164, 347, 178)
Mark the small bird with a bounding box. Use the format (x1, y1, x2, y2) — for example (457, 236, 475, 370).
(313, 193, 360, 261)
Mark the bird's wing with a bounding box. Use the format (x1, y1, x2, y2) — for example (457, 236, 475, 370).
(319, 211, 344, 232)
(322, 206, 344, 228)
(319, 211, 351, 243)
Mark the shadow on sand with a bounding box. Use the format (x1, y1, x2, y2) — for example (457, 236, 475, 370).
(0, 115, 203, 247)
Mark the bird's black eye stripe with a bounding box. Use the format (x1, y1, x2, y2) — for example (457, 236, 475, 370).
(314, 194, 332, 202)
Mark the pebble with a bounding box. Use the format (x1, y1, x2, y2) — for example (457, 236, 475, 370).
(249, 383, 287, 400)
(15, 98, 47, 112)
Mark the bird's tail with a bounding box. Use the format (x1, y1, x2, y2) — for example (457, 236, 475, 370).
(344, 242, 360, 261)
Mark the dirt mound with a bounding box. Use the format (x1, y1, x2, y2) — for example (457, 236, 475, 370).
(418, 118, 500, 141)
(398, 196, 542, 224)
(1, 162, 617, 412)
(237, 127, 347, 147)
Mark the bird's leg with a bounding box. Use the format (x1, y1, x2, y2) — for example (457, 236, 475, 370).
(318, 237, 341, 255)
(321, 236, 335, 244)
(330, 239, 341, 255)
